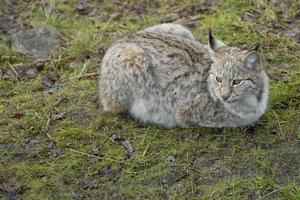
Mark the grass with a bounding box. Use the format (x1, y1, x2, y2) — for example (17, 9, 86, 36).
(1, 0, 300, 199)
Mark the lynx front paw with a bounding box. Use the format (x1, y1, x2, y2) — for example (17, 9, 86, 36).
(100, 94, 127, 114)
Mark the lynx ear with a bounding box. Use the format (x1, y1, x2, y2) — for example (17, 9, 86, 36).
(243, 51, 261, 70)
(208, 28, 226, 52)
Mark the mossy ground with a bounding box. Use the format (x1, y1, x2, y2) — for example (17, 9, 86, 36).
(1, 0, 300, 199)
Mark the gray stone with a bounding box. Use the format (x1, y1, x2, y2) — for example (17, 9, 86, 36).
(12, 26, 61, 59)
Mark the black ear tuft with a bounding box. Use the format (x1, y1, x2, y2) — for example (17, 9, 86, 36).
(208, 28, 214, 49)
(208, 28, 226, 52)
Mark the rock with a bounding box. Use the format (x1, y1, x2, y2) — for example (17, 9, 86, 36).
(12, 26, 61, 59)
(166, 155, 176, 163)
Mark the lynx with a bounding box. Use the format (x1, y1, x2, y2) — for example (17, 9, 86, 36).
(99, 23, 269, 128)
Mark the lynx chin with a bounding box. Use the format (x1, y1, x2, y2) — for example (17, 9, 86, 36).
(99, 23, 269, 128)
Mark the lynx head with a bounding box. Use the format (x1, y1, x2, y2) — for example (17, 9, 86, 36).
(207, 29, 269, 119)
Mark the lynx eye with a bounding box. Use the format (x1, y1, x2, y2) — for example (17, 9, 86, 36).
(215, 76, 222, 82)
(232, 79, 242, 85)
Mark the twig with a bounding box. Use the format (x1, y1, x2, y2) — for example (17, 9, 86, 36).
(77, 62, 87, 78)
(63, 72, 99, 81)
(101, 14, 117, 32)
(256, 188, 281, 200)
(42, 116, 51, 134)
(39, 97, 68, 143)
(174, 173, 189, 182)
(66, 148, 130, 165)
(8, 63, 20, 80)
(142, 142, 151, 157)
(257, 29, 267, 38)
(40, 116, 57, 143)
(94, 14, 118, 47)
(142, 127, 155, 158)
(272, 110, 283, 136)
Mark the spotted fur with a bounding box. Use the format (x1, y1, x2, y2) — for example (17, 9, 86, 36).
(99, 23, 269, 128)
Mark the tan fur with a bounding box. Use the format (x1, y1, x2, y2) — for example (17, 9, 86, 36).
(98, 23, 269, 128)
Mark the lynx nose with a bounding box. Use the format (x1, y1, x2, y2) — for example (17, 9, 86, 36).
(221, 94, 230, 100)
(220, 87, 231, 100)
